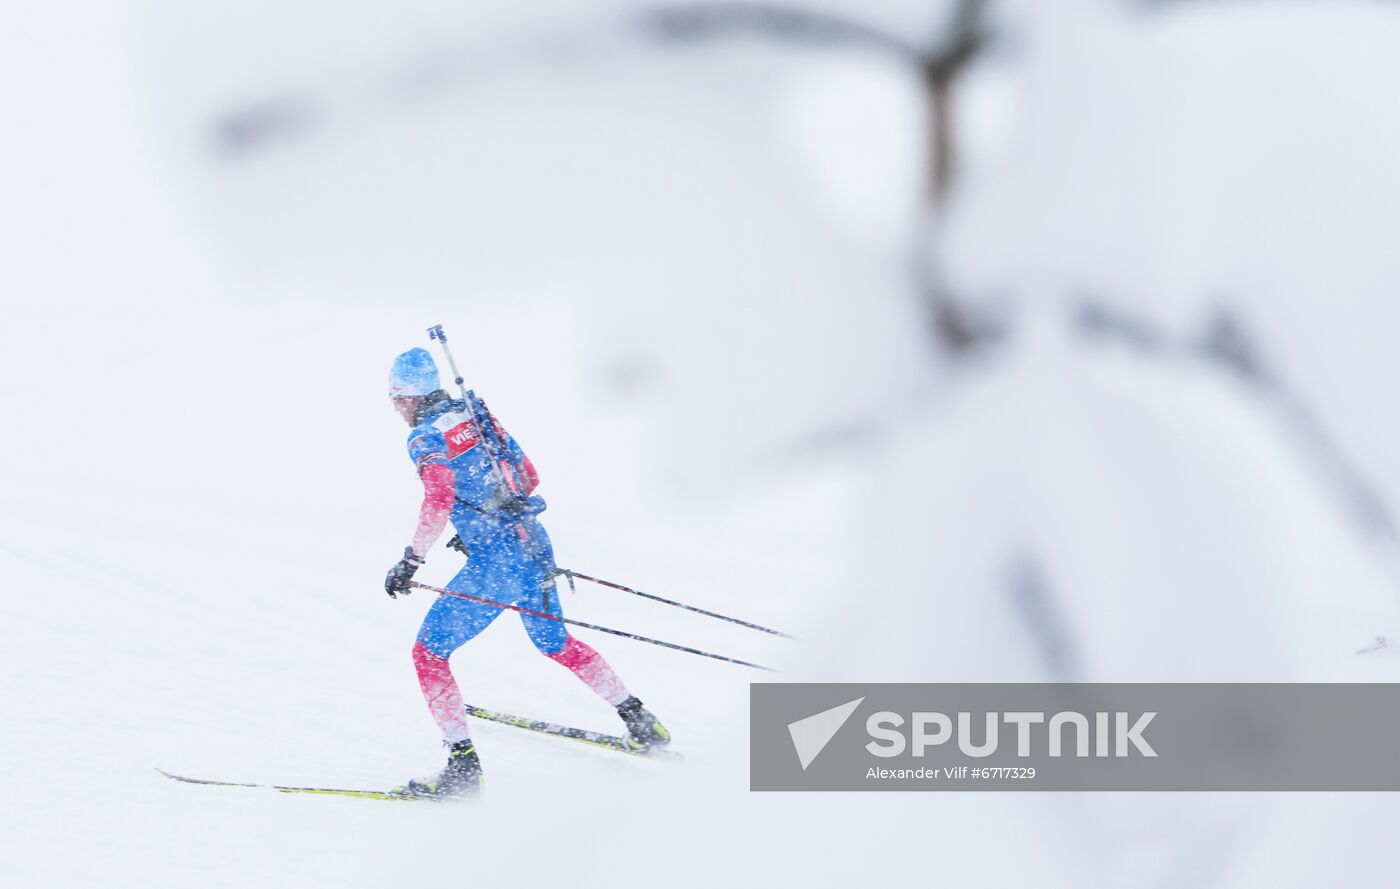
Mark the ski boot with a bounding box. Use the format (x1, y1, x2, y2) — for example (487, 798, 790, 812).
(617, 696, 671, 752)
(396, 741, 483, 799)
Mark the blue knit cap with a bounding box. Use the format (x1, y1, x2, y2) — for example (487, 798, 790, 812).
(388, 348, 441, 397)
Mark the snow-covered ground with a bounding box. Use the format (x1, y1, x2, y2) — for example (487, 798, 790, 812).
(4, 1, 1400, 887)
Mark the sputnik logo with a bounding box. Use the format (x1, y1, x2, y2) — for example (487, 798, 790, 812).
(787, 697, 864, 770)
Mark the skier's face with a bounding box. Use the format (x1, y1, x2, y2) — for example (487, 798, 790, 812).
(392, 396, 420, 426)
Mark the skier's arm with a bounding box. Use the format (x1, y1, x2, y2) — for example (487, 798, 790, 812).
(385, 462, 454, 599)
(387, 430, 456, 598)
(509, 441, 540, 496)
(409, 461, 456, 558)
(487, 413, 540, 496)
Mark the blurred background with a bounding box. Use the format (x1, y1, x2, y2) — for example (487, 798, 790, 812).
(3, 0, 1400, 887)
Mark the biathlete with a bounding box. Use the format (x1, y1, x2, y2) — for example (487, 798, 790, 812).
(383, 348, 670, 798)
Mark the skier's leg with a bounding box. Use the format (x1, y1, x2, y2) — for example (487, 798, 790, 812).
(508, 527, 633, 706)
(411, 636, 472, 743)
(535, 616, 670, 748)
(511, 524, 671, 747)
(545, 636, 631, 706)
(412, 558, 508, 743)
(399, 558, 507, 798)
(521, 580, 630, 703)
(400, 642, 482, 800)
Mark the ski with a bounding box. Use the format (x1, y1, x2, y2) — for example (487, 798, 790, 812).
(157, 705, 672, 800)
(156, 768, 426, 801)
(464, 703, 675, 758)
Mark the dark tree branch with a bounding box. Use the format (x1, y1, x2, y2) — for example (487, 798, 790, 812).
(638, 2, 924, 60)
(637, 0, 995, 354)
(1075, 298, 1398, 546)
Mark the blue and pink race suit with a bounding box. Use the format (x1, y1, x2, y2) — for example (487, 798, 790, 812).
(403, 390, 629, 743)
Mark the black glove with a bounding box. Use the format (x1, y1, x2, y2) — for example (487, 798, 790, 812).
(446, 534, 468, 556)
(385, 547, 424, 599)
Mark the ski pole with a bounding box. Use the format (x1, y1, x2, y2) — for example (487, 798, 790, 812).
(408, 581, 776, 672)
(559, 569, 795, 639)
